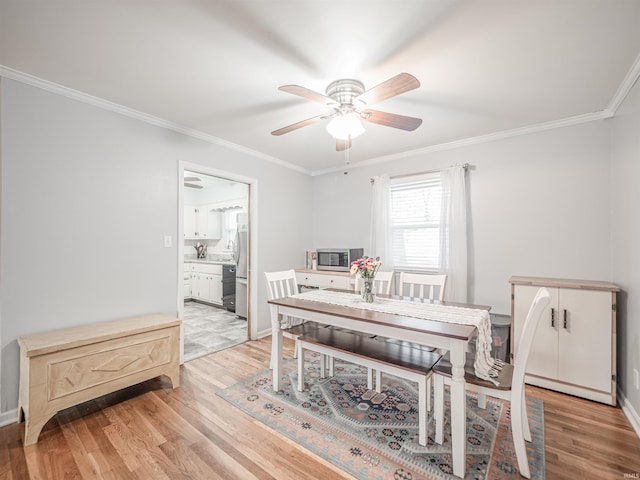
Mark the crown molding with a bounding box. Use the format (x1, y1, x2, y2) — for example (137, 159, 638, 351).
(312, 110, 610, 176)
(0, 65, 311, 176)
(607, 51, 640, 115)
(1, 61, 636, 179)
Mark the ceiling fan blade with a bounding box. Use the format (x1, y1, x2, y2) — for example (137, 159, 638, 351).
(278, 85, 337, 105)
(271, 114, 327, 136)
(336, 137, 352, 151)
(184, 182, 203, 189)
(356, 73, 420, 105)
(361, 109, 422, 131)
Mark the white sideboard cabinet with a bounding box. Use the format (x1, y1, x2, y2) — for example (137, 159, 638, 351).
(295, 269, 353, 290)
(509, 276, 619, 405)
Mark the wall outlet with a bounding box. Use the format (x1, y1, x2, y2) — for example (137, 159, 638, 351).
(634, 369, 640, 390)
(164, 235, 172, 248)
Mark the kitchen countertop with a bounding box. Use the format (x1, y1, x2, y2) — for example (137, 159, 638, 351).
(187, 260, 235, 265)
(184, 257, 235, 266)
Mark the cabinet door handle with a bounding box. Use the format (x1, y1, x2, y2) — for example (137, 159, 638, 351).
(563, 309, 568, 329)
(551, 308, 556, 327)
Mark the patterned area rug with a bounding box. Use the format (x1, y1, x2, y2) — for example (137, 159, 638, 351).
(217, 353, 545, 480)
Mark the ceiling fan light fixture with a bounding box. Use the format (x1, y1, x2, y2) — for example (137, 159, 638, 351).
(273, 73, 421, 150)
(326, 112, 365, 140)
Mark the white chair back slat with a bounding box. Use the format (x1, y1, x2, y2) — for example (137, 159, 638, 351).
(353, 271, 395, 295)
(265, 269, 299, 300)
(264, 269, 305, 367)
(399, 272, 447, 301)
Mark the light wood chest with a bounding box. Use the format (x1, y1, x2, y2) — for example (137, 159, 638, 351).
(17, 313, 181, 445)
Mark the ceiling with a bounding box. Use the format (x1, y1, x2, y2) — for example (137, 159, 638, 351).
(2, 1, 640, 176)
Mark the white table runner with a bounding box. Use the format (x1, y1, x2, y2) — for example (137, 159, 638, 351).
(291, 289, 502, 384)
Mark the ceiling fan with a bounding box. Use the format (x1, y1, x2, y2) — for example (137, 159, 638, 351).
(271, 72, 422, 151)
(184, 176, 203, 189)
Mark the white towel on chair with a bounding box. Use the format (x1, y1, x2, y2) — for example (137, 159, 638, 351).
(280, 315, 305, 329)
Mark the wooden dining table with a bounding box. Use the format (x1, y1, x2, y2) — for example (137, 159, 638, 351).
(268, 289, 491, 478)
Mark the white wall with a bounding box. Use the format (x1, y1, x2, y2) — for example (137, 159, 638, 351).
(312, 120, 613, 314)
(0, 78, 313, 415)
(611, 77, 640, 422)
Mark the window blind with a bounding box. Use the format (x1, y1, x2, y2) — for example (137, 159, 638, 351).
(390, 173, 442, 270)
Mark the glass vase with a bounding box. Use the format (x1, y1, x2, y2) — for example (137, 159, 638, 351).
(360, 276, 376, 303)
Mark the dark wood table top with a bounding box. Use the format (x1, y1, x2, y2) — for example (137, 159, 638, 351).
(269, 290, 490, 342)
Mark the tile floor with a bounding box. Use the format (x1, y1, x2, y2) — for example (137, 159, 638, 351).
(183, 301, 248, 362)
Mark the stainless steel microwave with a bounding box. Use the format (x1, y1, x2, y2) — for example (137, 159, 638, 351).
(316, 248, 364, 272)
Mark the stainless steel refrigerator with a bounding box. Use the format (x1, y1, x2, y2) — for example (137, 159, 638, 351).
(234, 213, 248, 319)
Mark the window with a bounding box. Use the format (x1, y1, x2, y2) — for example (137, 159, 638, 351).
(389, 173, 443, 271)
(223, 208, 242, 249)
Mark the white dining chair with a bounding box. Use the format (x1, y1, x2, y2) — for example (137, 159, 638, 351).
(432, 287, 551, 479)
(399, 272, 447, 301)
(353, 270, 395, 295)
(382, 272, 447, 353)
(369, 271, 444, 407)
(265, 269, 322, 367)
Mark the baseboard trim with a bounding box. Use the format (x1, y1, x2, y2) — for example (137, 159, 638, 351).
(618, 387, 640, 439)
(256, 328, 271, 340)
(0, 408, 18, 428)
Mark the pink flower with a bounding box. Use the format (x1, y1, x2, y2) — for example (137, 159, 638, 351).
(350, 256, 382, 278)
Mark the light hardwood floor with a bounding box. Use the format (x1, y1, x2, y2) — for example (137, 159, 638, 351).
(1, 336, 639, 479)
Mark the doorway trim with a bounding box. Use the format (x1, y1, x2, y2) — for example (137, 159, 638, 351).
(178, 161, 258, 364)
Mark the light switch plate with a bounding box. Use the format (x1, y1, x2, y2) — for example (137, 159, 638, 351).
(633, 368, 639, 390)
(164, 235, 172, 248)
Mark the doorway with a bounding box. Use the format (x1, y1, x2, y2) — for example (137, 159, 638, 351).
(181, 167, 250, 362)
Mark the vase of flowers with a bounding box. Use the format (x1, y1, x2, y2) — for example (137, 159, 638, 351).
(350, 256, 382, 303)
(360, 276, 376, 303)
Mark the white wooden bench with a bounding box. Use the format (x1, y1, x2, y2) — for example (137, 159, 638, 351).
(17, 313, 181, 445)
(297, 328, 441, 446)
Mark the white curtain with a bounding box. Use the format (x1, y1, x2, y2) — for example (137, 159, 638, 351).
(440, 165, 468, 303)
(369, 174, 393, 270)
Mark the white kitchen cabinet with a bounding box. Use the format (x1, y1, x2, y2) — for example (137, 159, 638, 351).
(183, 264, 192, 299)
(184, 205, 221, 240)
(184, 205, 208, 239)
(191, 272, 208, 301)
(188, 263, 223, 305)
(196, 208, 208, 237)
(295, 269, 353, 290)
(184, 205, 198, 238)
(206, 209, 221, 239)
(510, 276, 619, 405)
(209, 273, 223, 304)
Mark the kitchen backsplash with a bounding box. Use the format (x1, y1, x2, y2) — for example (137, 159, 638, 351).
(184, 239, 234, 262)
(185, 238, 233, 256)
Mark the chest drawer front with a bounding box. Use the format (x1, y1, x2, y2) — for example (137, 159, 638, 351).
(46, 329, 175, 401)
